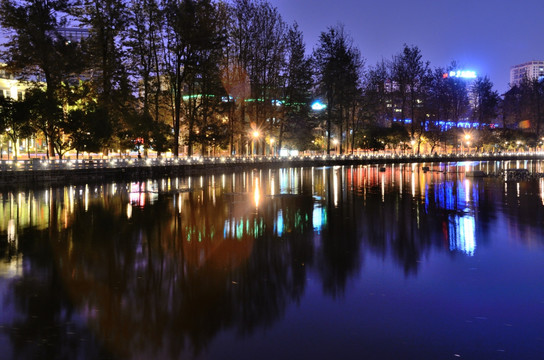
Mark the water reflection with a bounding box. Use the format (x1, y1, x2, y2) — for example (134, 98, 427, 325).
(1, 161, 544, 358)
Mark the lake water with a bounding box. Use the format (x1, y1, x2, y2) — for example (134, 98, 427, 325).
(1, 160, 544, 359)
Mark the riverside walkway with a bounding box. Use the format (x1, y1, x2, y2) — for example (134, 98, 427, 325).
(0, 152, 541, 188)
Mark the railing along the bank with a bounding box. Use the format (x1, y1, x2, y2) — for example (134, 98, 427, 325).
(0, 152, 541, 172)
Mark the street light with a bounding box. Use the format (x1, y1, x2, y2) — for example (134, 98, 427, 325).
(311, 101, 327, 111)
(252, 131, 260, 156)
(464, 134, 471, 153)
(332, 138, 339, 155)
(269, 138, 275, 157)
(311, 100, 327, 154)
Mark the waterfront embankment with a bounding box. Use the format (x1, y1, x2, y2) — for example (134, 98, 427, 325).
(0, 152, 541, 189)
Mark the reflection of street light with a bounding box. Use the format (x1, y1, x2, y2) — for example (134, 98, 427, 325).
(254, 178, 260, 208)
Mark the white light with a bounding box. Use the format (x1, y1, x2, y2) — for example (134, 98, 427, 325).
(449, 70, 477, 79)
(311, 101, 327, 111)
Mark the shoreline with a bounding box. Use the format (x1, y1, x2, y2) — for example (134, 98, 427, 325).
(0, 152, 541, 189)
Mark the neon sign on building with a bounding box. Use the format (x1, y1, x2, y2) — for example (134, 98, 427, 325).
(443, 70, 477, 79)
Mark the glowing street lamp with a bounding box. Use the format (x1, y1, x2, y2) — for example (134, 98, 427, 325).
(332, 138, 339, 154)
(252, 131, 260, 156)
(269, 138, 275, 157)
(311, 101, 327, 111)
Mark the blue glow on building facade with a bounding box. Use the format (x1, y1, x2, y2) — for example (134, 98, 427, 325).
(392, 118, 499, 131)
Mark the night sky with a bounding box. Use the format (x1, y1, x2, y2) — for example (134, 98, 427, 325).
(271, 0, 544, 93)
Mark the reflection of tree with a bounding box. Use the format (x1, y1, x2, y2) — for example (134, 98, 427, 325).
(238, 193, 315, 329)
(317, 168, 362, 297)
(501, 180, 544, 244)
(2, 164, 544, 358)
(2, 228, 109, 360)
(329, 167, 473, 275)
(33, 177, 318, 358)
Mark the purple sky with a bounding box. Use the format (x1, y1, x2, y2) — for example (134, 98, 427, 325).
(271, 0, 544, 93)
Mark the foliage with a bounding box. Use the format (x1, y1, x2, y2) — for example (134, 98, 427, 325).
(66, 106, 113, 155)
(0, 0, 86, 157)
(0, 0, 534, 158)
(503, 77, 544, 136)
(391, 44, 431, 138)
(280, 23, 314, 151)
(313, 24, 363, 154)
(472, 76, 500, 125)
(0, 96, 34, 157)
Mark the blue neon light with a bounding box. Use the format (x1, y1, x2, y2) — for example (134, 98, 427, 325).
(311, 101, 327, 111)
(449, 70, 477, 79)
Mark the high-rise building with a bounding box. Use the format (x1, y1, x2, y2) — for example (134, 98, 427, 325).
(510, 61, 544, 86)
(58, 27, 89, 43)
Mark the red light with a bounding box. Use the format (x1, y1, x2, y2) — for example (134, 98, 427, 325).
(442, 73, 448, 79)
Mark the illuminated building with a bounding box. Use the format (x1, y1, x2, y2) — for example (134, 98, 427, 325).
(58, 27, 89, 43)
(389, 68, 486, 130)
(0, 65, 29, 100)
(443, 70, 477, 79)
(0, 28, 88, 99)
(510, 61, 544, 86)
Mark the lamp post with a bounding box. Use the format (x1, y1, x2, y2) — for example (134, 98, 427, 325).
(269, 138, 275, 157)
(311, 100, 327, 154)
(332, 138, 339, 155)
(252, 131, 260, 157)
(464, 134, 471, 153)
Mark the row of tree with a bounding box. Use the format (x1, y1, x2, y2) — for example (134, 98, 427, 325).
(0, 0, 543, 158)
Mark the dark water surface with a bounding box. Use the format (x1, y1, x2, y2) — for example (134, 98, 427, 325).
(1, 161, 544, 359)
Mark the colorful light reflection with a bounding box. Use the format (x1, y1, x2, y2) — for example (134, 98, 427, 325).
(449, 214, 476, 256)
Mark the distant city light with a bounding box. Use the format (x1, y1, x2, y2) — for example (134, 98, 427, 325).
(444, 70, 477, 79)
(279, 149, 299, 157)
(393, 118, 499, 131)
(311, 101, 327, 111)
